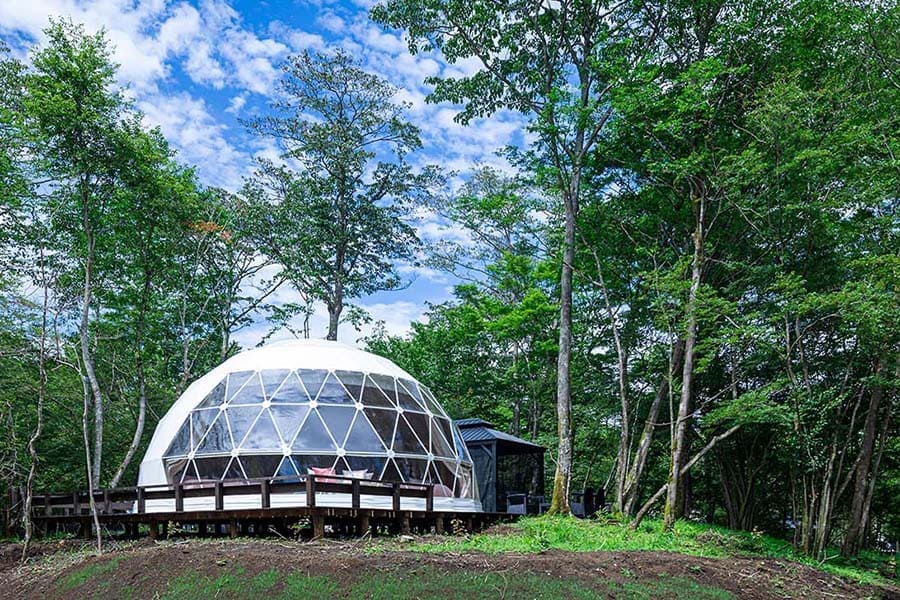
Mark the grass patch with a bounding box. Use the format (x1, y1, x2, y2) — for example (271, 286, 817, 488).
(406, 515, 895, 586)
(57, 555, 125, 592)
(161, 567, 283, 599)
(157, 565, 731, 599)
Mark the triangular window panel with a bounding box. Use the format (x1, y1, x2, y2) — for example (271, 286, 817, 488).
(333, 456, 351, 475)
(334, 370, 365, 402)
(276, 456, 298, 478)
(181, 459, 201, 484)
(270, 371, 309, 404)
(395, 457, 429, 483)
(261, 369, 292, 400)
(298, 369, 328, 401)
(419, 385, 446, 417)
(345, 412, 388, 453)
(165, 458, 189, 485)
(270, 404, 310, 445)
(319, 405, 356, 447)
(196, 381, 226, 409)
(361, 375, 395, 408)
(370, 374, 398, 404)
(430, 419, 455, 458)
(403, 412, 431, 452)
(225, 406, 263, 449)
(226, 371, 255, 401)
(291, 410, 336, 451)
(191, 409, 219, 450)
(229, 372, 266, 405)
(346, 456, 386, 478)
(434, 460, 458, 491)
(240, 455, 282, 479)
(397, 379, 427, 412)
(240, 408, 282, 450)
(363, 408, 397, 449)
(224, 457, 246, 480)
(452, 425, 471, 461)
(392, 414, 427, 454)
(380, 458, 403, 482)
(316, 371, 355, 405)
(195, 411, 233, 455)
(195, 456, 231, 481)
(166, 421, 192, 457)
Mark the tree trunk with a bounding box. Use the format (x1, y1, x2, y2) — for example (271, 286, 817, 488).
(79, 184, 104, 488)
(22, 240, 49, 559)
(622, 340, 685, 517)
(548, 187, 578, 515)
(663, 195, 705, 531)
(632, 424, 741, 529)
(842, 365, 883, 557)
(327, 281, 343, 341)
(109, 270, 153, 489)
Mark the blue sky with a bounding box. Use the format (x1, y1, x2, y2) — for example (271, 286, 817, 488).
(0, 0, 528, 347)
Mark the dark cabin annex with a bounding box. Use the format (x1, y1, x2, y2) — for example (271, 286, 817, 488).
(455, 418, 545, 513)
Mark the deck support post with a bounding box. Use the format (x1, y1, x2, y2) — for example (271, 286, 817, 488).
(198, 522, 208, 537)
(401, 512, 411, 535)
(435, 515, 444, 534)
(312, 514, 325, 539)
(359, 513, 370, 536)
(229, 519, 238, 538)
(149, 521, 159, 540)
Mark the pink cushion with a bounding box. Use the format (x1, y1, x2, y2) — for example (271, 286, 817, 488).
(433, 483, 453, 497)
(308, 466, 338, 483)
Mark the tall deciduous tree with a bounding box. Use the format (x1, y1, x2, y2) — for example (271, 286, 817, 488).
(24, 20, 133, 501)
(246, 50, 426, 341)
(373, 0, 654, 513)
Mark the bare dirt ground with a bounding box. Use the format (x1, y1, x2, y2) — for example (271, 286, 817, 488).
(2, 537, 897, 600)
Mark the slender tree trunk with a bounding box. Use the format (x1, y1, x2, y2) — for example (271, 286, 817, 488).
(663, 195, 705, 531)
(622, 340, 685, 517)
(631, 424, 741, 529)
(22, 239, 49, 559)
(327, 281, 343, 341)
(842, 364, 883, 556)
(80, 365, 102, 552)
(592, 256, 630, 514)
(109, 270, 153, 489)
(548, 186, 578, 515)
(79, 185, 104, 488)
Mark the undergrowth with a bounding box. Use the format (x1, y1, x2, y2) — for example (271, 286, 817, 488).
(406, 515, 896, 586)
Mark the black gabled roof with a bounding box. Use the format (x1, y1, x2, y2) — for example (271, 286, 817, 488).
(454, 418, 544, 452)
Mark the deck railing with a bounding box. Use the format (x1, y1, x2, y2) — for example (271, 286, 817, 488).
(32, 474, 436, 517)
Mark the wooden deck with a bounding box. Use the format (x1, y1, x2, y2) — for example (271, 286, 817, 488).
(28, 474, 514, 540)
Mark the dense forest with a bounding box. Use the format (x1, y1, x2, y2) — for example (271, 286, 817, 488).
(1, 0, 897, 562)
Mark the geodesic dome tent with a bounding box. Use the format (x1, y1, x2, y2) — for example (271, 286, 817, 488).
(138, 339, 480, 512)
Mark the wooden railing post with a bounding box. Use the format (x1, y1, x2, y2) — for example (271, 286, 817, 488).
(175, 483, 183, 512)
(426, 485, 434, 512)
(260, 479, 270, 509)
(215, 481, 224, 511)
(43, 494, 51, 516)
(103, 490, 111, 514)
(137, 487, 146, 513)
(351, 479, 360, 509)
(392, 483, 401, 513)
(72, 492, 80, 515)
(306, 475, 316, 508)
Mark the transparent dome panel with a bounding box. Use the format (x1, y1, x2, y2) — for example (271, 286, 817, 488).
(316, 371, 355, 404)
(318, 406, 356, 446)
(230, 372, 265, 405)
(269, 371, 309, 403)
(261, 369, 292, 399)
(239, 409, 281, 450)
(270, 404, 309, 444)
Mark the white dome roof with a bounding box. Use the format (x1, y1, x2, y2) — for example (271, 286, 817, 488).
(137, 340, 478, 511)
(207, 338, 417, 380)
